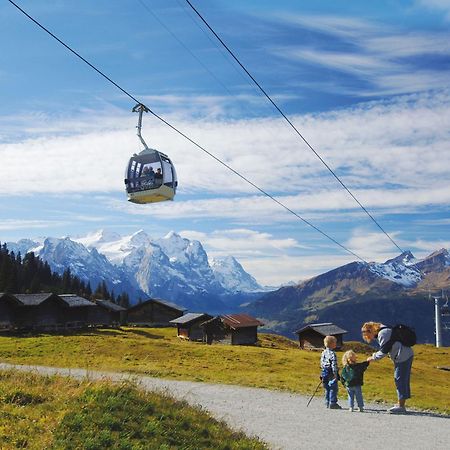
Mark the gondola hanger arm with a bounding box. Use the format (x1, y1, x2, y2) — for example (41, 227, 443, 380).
(133, 103, 150, 150)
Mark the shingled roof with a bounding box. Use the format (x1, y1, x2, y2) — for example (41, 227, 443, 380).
(58, 294, 95, 308)
(13, 293, 55, 306)
(295, 322, 347, 336)
(170, 312, 211, 325)
(128, 298, 186, 313)
(221, 314, 264, 329)
(96, 299, 126, 312)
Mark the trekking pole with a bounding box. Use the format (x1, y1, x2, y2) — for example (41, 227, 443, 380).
(306, 380, 323, 407)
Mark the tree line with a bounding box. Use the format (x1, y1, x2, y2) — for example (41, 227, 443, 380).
(0, 243, 130, 308)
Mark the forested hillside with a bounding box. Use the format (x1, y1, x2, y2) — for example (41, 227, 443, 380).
(0, 243, 130, 307)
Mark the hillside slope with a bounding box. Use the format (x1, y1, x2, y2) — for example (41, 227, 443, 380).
(246, 250, 450, 342)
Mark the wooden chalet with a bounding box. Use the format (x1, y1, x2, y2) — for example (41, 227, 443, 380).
(89, 299, 127, 326)
(201, 313, 264, 345)
(58, 294, 96, 328)
(295, 322, 347, 350)
(127, 298, 185, 327)
(13, 293, 66, 330)
(0, 293, 96, 331)
(0, 293, 21, 329)
(169, 312, 212, 341)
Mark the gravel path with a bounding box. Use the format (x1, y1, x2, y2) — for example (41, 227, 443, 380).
(1, 363, 449, 449)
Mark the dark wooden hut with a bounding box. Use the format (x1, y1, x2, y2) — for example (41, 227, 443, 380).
(58, 294, 96, 328)
(201, 313, 263, 345)
(170, 313, 212, 341)
(13, 293, 65, 330)
(0, 293, 21, 329)
(295, 323, 347, 350)
(127, 298, 185, 326)
(89, 299, 127, 326)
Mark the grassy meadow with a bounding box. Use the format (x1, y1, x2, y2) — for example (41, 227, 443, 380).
(0, 369, 267, 450)
(0, 327, 449, 414)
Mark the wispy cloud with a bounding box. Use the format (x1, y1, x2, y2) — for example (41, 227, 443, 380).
(271, 14, 450, 96)
(1, 90, 449, 223)
(0, 219, 69, 231)
(416, 0, 450, 20)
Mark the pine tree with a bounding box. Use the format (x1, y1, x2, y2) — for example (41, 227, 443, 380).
(118, 292, 130, 309)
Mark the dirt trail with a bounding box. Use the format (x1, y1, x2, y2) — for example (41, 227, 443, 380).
(1, 363, 449, 450)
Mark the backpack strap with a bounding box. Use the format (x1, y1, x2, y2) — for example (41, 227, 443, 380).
(379, 326, 395, 354)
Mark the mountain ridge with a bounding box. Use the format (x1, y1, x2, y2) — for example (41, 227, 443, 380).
(6, 230, 265, 311)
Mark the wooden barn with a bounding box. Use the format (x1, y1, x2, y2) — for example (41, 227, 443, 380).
(0, 293, 21, 329)
(201, 313, 264, 345)
(12, 293, 66, 330)
(127, 298, 185, 326)
(89, 299, 127, 326)
(3, 293, 95, 330)
(170, 312, 212, 341)
(58, 294, 96, 328)
(295, 323, 347, 350)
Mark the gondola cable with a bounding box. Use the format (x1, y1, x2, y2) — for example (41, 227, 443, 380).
(183, 0, 406, 256)
(7, 0, 368, 262)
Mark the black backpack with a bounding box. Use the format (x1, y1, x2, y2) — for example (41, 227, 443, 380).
(380, 324, 416, 354)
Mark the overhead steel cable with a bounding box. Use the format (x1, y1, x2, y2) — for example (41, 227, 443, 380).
(184, 0, 405, 256)
(7, 0, 367, 263)
(137, 0, 247, 112)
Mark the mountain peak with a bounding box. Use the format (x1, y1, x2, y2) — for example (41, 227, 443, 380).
(163, 231, 182, 241)
(129, 229, 150, 246)
(426, 248, 449, 259)
(385, 250, 416, 266)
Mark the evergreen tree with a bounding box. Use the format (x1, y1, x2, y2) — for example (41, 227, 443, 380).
(118, 292, 130, 309)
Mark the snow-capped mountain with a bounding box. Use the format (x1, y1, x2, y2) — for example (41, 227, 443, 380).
(6, 230, 264, 310)
(210, 256, 261, 292)
(245, 249, 450, 340)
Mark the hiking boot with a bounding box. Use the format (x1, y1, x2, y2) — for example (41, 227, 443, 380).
(389, 406, 406, 414)
(348, 407, 355, 412)
(329, 403, 342, 409)
(359, 407, 364, 412)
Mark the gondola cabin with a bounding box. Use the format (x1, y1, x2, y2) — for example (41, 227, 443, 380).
(125, 148, 177, 204)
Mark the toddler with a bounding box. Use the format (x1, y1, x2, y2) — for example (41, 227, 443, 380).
(341, 350, 370, 412)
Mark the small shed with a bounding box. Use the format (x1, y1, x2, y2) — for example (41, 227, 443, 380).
(13, 293, 64, 330)
(127, 298, 186, 326)
(90, 299, 127, 326)
(201, 313, 264, 345)
(170, 312, 212, 341)
(295, 322, 347, 350)
(58, 294, 96, 328)
(0, 293, 21, 329)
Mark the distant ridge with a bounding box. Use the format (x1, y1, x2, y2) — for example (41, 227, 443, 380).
(245, 249, 450, 343)
(6, 229, 265, 312)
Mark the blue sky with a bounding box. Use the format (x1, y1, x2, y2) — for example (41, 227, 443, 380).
(1, 0, 449, 285)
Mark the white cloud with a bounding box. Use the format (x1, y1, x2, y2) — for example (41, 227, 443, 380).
(179, 227, 353, 285)
(272, 14, 450, 96)
(242, 254, 356, 286)
(181, 228, 308, 256)
(0, 91, 449, 246)
(0, 219, 69, 231)
(416, 0, 450, 20)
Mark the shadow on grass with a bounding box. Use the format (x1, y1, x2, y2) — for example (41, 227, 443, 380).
(124, 328, 165, 339)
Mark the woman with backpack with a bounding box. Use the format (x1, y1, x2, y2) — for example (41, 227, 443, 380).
(361, 321, 414, 414)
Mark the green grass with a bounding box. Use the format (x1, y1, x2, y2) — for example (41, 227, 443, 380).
(0, 327, 449, 414)
(0, 370, 267, 450)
